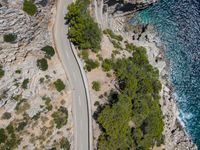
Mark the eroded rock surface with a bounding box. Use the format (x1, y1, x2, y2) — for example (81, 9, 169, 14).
(0, 1, 73, 149)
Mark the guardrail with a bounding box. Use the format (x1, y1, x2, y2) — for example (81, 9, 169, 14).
(68, 41, 93, 150)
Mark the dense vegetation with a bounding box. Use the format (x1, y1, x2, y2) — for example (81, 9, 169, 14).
(96, 44, 164, 150)
(0, 66, 4, 79)
(65, 0, 101, 52)
(3, 34, 17, 43)
(54, 79, 65, 92)
(23, 0, 37, 16)
(41, 45, 55, 59)
(37, 58, 48, 71)
(0, 124, 21, 149)
(52, 106, 68, 129)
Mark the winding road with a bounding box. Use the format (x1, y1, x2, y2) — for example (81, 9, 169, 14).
(54, 0, 92, 150)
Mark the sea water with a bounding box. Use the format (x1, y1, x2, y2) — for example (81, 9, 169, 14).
(130, 0, 200, 147)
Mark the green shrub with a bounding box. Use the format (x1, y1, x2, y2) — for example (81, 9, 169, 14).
(6, 124, 14, 135)
(1, 112, 12, 120)
(92, 81, 101, 91)
(15, 99, 30, 114)
(54, 79, 65, 92)
(17, 121, 27, 131)
(23, 0, 37, 16)
(0, 129, 6, 144)
(60, 137, 70, 150)
(21, 78, 29, 89)
(0, 66, 4, 79)
(3, 34, 17, 43)
(80, 50, 89, 60)
(94, 101, 100, 106)
(52, 106, 68, 129)
(102, 59, 112, 72)
(103, 29, 123, 41)
(111, 40, 122, 50)
(85, 59, 99, 72)
(39, 77, 45, 83)
(37, 58, 48, 71)
(106, 72, 112, 77)
(96, 54, 103, 61)
(15, 69, 21, 74)
(41, 45, 55, 58)
(42, 96, 52, 111)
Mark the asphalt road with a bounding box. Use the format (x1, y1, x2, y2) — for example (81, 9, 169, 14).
(54, 0, 91, 150)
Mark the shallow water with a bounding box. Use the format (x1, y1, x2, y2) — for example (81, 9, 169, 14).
(130, 0, 200, 147)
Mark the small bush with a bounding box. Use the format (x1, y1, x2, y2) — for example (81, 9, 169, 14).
(42, 96, 53, 111)
(15, 70, 21, 74)
(85, 59, 99, 72)
(23, 0, 37, 16)
(17, 121, 27, 131)
(60, 137, 70, 150)
(52, 106, 68, 129)
(92, 81, 101, 91)
(96, 54, 103, 61)
(111, 40, 122, 50)
(3, 34, 17, 43)
(15, 99, 30, 114)
(80, 50, 89, 60)
(1, 112, 12, 120)
(41, 45, 55, 58)
(0, 129, 6, 144)
(54, 79, 65, 92)
(21, 78, 29, 89)
(39, 77, 45, 84)
(0, 66, 4, 79)
(94, 101, 100, 106)
(102, 59, 112, 72)
(37, 58, 48, 71)
(106, 72, 112, 78)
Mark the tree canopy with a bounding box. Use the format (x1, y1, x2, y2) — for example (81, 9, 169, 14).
(96, 44, 164, 150)
(65, 0, 102, 52)
(23, 0, 37, 16)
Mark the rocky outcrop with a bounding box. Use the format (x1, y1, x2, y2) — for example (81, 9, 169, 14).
(0, 1, 73, 149)
(0, 0, 55, 108)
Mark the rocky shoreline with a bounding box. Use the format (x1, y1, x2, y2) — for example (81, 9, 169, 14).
(94, 0, 197, 149)
(131, 25, 197, 150)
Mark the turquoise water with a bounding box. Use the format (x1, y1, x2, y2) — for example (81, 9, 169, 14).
(130, 0, 200, 147)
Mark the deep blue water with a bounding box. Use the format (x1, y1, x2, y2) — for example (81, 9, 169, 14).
(130, 0, 200, 148)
